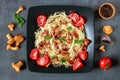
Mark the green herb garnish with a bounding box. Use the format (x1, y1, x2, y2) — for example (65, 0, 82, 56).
(14, 14, 25, 27)
(74, 38, 83, 44)
(59, 37, 65, 42)
(52, 55, 56, 59)
(67, 26, 72, 31)
(61, 58, 66, 63)
(44, 36, 52, 40)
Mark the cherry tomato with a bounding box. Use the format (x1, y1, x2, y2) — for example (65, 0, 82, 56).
(74, 16, 85, 27)
(72, 59, 84, 71)
(36, 54, 50, 67)
(78, 50, 88, 61)
(68, 12, 85, 27)
(68, 12, 80, 23)
(30, 48, 39, 60)
(99, 57, 112, 70)
(37, 14, 46, 27)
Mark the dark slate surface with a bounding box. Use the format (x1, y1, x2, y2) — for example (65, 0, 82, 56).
(0, 0, 120, 80)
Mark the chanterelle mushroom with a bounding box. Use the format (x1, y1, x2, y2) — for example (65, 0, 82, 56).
(8, 23, 15, 31)
(99, 45, 106, 52)
(12, 60, 24, 72)
(16, 6, 25, 14)
(6, 44, 19, 50)
(6, 33, 12, 40)
(6, 33, 14, 45)
(13, 34, 24, 47)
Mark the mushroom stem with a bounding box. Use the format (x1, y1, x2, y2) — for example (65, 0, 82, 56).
(6, 33, 15, 45)
(6, 33, 12, 40)
(16, 6, 24, 14)
(99, 45, 106, 52)
(16, 42, 21, 47)
(6, 45, 19, 50)
(7, 38, 14, 45)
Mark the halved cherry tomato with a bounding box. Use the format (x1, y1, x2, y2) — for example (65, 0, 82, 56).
(68, 12, 80, 23)
(36, 54, 50, 67)
(37, 14, 46, 27)
(78, 50, 88, 61)
(30, 48, 39, 60)
(68, 12, 85, 27)
(72, 59, 84, 71)
(74, 16, 85, 27)
(99, 57, 112, 70)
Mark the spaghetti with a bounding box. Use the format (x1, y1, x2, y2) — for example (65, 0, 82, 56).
(35, 12, 85, 67)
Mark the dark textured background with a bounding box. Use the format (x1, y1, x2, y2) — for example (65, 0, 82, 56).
(0, 0, 120, 80)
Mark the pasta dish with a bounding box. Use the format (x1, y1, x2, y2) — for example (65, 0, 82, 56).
(35, 12, 86, 67)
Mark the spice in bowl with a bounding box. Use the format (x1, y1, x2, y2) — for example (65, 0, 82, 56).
(99, 3, 116, 19)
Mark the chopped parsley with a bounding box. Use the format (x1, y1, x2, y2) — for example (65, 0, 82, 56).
(52, 55, 56, 59)
(61, 58, 66, 63)
(67, 26, 72, 31)
(74, 38, 84, 44)
(59, 37, 65, 42)
(44, 36, 52, 40)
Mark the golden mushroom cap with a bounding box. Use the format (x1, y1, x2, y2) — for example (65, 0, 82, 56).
(103, 25, 113, 35)
(19, 6, 24, 11)
(8, 23, 15, 31)
(13, 34, 24, 43)
(8, 23, 15, 28)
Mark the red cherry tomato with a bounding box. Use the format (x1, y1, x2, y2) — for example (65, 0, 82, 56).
(36, 54, 50, 67)
(37, 14, 46, 27)
(30, 48, 39, 60)
(68, 12, 85, 27)
(68, 12, 80, 23)
(78, 50, 88, 61)
(72, 59, 84, 71)
(74, 16, 85, 27)
(99, 57, 112, 70)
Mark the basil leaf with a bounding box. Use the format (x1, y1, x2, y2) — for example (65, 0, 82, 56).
(14, 14, 25, 27)
(61, 58, 66, 63)
(74, 38, 83, 44)
(44, 36, 52, 40)
(67, 26, 72, 31)
(59, 37, 65, 42)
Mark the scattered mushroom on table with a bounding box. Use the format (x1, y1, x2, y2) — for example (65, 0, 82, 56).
(8, 23, 15, 31)
(99, 45, 106, 52)
(12, 60, 25, 72)
(6, 33, 24, 50)
(16, 6, 25, 14)
(13, 34, 24, 47)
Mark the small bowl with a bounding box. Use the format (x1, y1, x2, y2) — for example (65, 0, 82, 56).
(99, 3, 116, 19)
